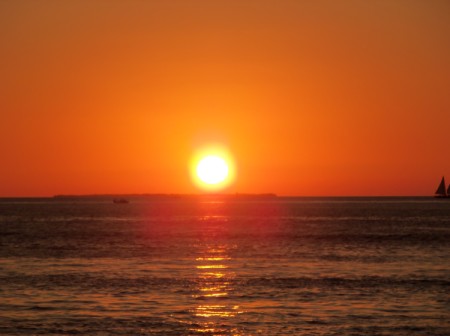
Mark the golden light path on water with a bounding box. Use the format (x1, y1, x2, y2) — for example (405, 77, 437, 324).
(189, 215, 244, 334)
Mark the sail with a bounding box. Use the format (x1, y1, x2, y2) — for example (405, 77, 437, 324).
(447, 184, 450, 196)
(435, 176, 447, 196)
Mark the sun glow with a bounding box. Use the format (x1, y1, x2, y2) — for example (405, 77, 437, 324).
(190, 146, 235, 191)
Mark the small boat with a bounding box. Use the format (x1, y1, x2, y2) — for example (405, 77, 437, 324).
(113, 198, 129, 204)
(434, 176, 449, 198)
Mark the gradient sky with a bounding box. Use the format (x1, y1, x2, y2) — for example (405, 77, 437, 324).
(1, 0, 449, 196)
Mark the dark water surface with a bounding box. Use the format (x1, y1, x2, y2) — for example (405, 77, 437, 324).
(0, 197, 449, 335)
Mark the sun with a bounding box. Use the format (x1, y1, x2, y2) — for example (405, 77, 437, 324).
(197, 155, 229, 185)
(190, 146, 235, 191)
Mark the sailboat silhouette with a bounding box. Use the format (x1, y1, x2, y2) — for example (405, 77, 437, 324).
(434, 176, 449, 198)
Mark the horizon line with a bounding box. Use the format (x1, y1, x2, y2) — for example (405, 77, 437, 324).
(0, 193, 436, 199)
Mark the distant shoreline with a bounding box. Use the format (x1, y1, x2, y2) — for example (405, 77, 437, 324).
(52, 193, 278, 200)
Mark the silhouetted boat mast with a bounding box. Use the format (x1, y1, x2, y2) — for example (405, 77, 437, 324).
(434, 176, 449, 198)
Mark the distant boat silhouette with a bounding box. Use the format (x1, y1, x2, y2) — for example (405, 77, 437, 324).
(434, 176, 449, 198)
(113, 198, 129, 204)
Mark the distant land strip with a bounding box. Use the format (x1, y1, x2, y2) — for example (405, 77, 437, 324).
(53, 193, 278, 199)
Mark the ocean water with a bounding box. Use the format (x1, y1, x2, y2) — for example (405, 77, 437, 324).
(0, 197, 449, 335)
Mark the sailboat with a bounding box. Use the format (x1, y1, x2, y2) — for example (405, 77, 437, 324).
(434, 176, 449, 198)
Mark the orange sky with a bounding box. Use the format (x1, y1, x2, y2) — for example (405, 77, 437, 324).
(1, 0, 449, 196)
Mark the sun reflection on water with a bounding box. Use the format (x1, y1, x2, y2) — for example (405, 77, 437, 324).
(190, 238, 244, 334)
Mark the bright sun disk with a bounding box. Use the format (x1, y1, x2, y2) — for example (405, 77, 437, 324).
(196, 155, 229, 185)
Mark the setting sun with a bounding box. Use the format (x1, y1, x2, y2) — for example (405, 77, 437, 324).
(197, 156, 229, 185)
(190, 146, 235, 191)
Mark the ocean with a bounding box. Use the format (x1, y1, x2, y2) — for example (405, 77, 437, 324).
(0, 197, 449, 335)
